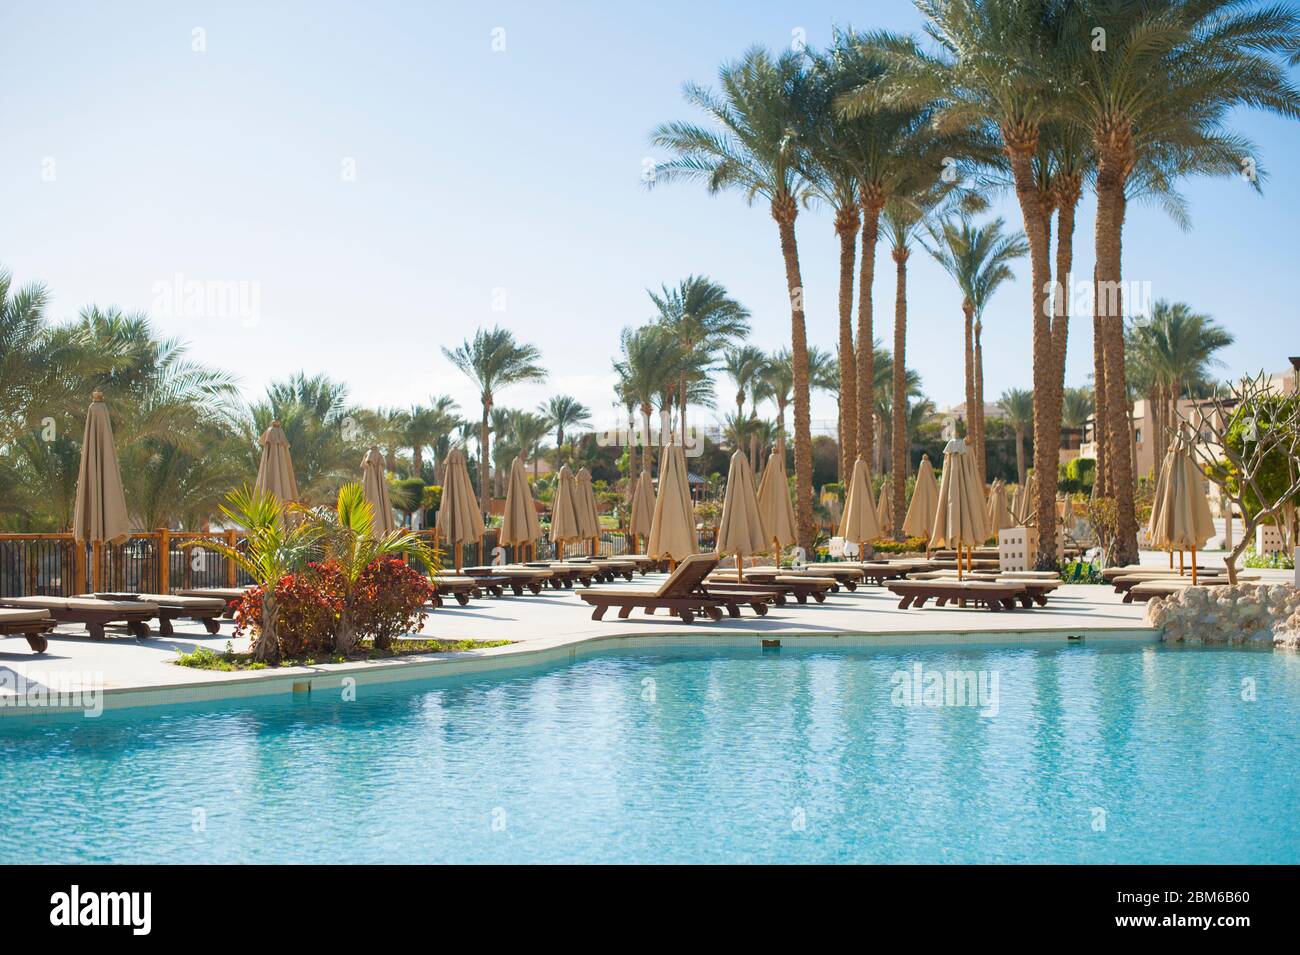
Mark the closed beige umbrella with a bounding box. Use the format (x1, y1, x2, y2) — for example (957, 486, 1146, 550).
(500, 457, 542, 558)
(549, 465, 583, 556)
(436, 447, 484, 571)
(255, 420, 299, 504)
(838, 456, 881, 557)
(627, 469, 656, 550)
(1149, 442, 1215, 583)
(929, 438, 988, 578)
(648, 443, 697, 563)
(716, 450, 768, 581)
(361, 445, 397, 535)
(1147, 443, 1177, 568)
(985, 479, 1014, 539)
(576, 467, 601, 555)
(73, 392, 130, 592)
(756, 450, 797, 557)
(903, 452, 939, 544)
(1015, 471, 1037, 526)
(876, 475, 893, 537)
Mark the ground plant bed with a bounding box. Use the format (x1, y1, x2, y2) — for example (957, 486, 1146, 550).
(174, 638, 515, 671)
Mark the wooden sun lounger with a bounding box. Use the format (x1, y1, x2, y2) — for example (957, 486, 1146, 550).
(806, 563, 866, 590)
(0, 608, 56, 653)
(521, 562, 597, 588)
(735, 566, 842, 594)
(885, 580, 1029, 612)
(177, 586, 252, 617)
(462, 565, 552, 595)
(579, 554, 742, 623)
(431, 575, 486, 606)
(1123, 579, 1199, 603)
(856, 563, 914, 586)
(107, 593, 226, 635)
(620, 554, 663, 574)
(712, 571, 837, 604)
(0, 596, 159, 639)
(1110, 573, 1214, 597)
(1100, 565, 1221, 583)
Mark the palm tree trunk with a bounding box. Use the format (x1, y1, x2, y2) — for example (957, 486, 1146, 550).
(856, 189, 883, 477)
(641, 406, 654, 474)
(412, 446, 423, 478)
(251, 593, 280, 662)
(678, 372, 688, 447)
(1015, 427, 1027, 486)
(1004, 133, 1056, 567)
(890, 244, 909, 539)
(835, 205, 859, 482)
(479, 399, 491, 520)
(772, 197, 814, 553)
(1049, 181, 1080, 490)
(963, 299, 975, 458)
(974, 320, 986, 485)
(1095, 146, 1139, 564)
(1092, 262, 1108, 496)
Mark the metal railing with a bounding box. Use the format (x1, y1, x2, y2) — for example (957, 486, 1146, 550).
(0, 531, 247, 597)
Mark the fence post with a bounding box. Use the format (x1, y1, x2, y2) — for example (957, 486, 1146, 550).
(226, 529, 238, 586)
(158, 528, 171, 593)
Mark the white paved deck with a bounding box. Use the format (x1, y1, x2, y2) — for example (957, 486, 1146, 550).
(1, 571, 1161, 716)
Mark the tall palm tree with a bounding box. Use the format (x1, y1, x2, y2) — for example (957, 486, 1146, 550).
(540, 394, 591, 450)
(836, 28, 996, 482)
(647, 276, 750, 445)
(1058, 0, 1300, 562)
(921, 216, 1027, 482)
(881, 179, 958, 537)
(870, 342, 924, 477)
(510, 409, 552, 477)
(613, 324, 680, 472)
(1127, 301, 1233, 465)
(443, 326, 545, 515)
(999, 388, 1035, 486)
(251, 372, 358, 503)
(898, 0, 1071, 561)
(650, 46, 818, 550)
(722, 345, 768, 470)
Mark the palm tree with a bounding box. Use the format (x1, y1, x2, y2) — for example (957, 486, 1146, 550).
(836, 28, 995, 482)
(1058, 0, 1299, 562)
(870, 343, 924, 476)
(921, 216, 1027, 482)
(1061, 386, 1094, 435)
(722, 345, 768, 469)
(999, 388, 1035, 486)
(613, 324, 681, 472)
(897, 0, 1074, 561)
(881, 180, 958, 537)
(1126, 301, 1234, 465)
(540, 394, 591, 451)
(404, 402, 442, 479)
(650, 46, 818, 550)
(647, 276, 750, 445)
(510, 409, 553, 477)
(443, 326, 545, 516)
(250, 372, 358, 503)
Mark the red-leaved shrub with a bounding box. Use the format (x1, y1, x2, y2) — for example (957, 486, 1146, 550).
(234, 564, 344, 658)
(348, 557, 433, 649)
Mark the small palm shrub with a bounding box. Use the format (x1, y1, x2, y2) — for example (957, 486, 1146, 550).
(234, 566, 343, 658)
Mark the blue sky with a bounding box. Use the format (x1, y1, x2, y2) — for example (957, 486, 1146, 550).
(3, 0, 1297, 435)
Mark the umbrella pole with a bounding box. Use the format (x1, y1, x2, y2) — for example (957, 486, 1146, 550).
(1191, 546, 1198, 585)
(736, 552, 743, 583)
(1179, 549, 1185, 575)
(1168, 549, 1174, 569)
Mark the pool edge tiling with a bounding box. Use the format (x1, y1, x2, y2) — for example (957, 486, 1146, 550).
(0, 624, 1160, 718)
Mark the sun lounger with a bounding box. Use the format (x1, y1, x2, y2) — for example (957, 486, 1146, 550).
(578, 554, 743, 623)
(431, 575, 486, 606)
(106, 593, 226, 635)
(620, 554, 662, 574)
(1100, 565, 1221, 583)
(885, 580, 1029, 612)
(521, 562, 597, 588)
(855, 562, 914, 586)
(735, 566, 842, 594)
(1110, 573, 1215, 597)
(0, 608, 56, 653)
(1123, 579, 1199, 603)
(805, 563, 867, 590)
(0, 595, 159, 639)
(717, 571, 837, 600)
(462, 565, 554, 595)
(177, 586, 252, 616)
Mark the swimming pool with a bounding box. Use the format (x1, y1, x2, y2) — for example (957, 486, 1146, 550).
(3, 641, 1297, 864)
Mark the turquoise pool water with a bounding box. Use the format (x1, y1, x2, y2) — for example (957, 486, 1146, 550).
(3, 641, 1298, 864)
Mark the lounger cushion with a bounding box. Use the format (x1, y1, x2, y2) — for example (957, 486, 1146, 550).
(130, 594, 226, 612)
(0, 608, 52, 624)
(6, 596, 159, 613)
(177, 587, 249, 600)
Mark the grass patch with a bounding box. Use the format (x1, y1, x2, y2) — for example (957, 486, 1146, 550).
(175, 638, 515, 671)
